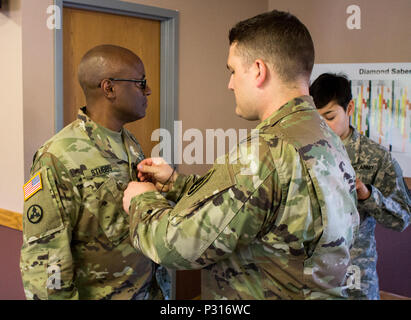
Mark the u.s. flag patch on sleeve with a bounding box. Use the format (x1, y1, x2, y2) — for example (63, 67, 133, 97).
(23, 172, 43, 201)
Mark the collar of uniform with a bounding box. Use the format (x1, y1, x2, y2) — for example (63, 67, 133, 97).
(77, 106, 124, 161)
(77, 107, 145, 180)
(255, 95, 315, 131)
(343, 125, 361, 166)
(99, 122, 124, 141)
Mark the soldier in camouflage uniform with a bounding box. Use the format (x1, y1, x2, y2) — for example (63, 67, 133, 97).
(310, 73, 411, 299)
(20, 45, 168, 299)
(122, 11, 360, 300)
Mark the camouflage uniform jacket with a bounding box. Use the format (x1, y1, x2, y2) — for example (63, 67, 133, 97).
(129, 96, 359, 300)
(20, 107, 163, 300)
(343, 127, 410, 300)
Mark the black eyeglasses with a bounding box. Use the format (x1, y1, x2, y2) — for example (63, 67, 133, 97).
(99, 78, 147, 90)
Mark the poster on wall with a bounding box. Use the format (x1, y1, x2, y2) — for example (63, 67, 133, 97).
(311, 63, 411, 177)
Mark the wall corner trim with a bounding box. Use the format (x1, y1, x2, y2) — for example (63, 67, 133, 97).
(0, 208, 23, 232)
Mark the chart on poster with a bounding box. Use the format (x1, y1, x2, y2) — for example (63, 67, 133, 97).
(311, 63, 411, 177)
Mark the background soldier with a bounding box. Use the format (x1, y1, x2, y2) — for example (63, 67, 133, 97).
(123, 11, 359, 299)
(310, 73, 411, 299)
(20, 45, 169, 299)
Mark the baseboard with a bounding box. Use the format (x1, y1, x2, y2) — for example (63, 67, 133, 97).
(0, 208, 22, 231)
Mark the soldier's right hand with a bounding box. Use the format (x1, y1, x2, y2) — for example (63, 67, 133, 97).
(355, 178, 371, 200)
(137, 157, 177, 192)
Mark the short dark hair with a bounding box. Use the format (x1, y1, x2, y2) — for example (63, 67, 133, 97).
(309, 73, 352, 111)
(228, 10, 315, 83)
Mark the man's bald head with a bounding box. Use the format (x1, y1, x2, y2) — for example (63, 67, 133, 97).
(78, 44, 142, 98)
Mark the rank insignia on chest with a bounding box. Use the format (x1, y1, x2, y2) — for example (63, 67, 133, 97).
(23, 172, 43, 201)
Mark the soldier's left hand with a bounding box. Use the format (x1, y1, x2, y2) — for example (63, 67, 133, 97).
(123, 181, 157, 214)
(356, 178, 371, 200)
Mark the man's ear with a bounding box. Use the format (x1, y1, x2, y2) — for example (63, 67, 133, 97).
(101, 79, 116, 99)
(347, 100, 355, 117)
(254, 59, 267, 88)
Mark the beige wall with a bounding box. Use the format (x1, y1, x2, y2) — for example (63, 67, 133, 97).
(0, 0, 268, 213)
(0, 0, 24, 213)
(0, 0, 60, 214)
(268, 0, 411, 63)
(3, 0, 408, 213)
(127, 0, 267, 175)
(22, 0, 55, 182)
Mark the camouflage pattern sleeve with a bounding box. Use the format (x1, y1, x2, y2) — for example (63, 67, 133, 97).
(129, 96, 359, 299)
(164, 173, 199, 203)
(129, 146, 279, 270)
(360, 153, 410, 231)
(20, 152, 81, 300)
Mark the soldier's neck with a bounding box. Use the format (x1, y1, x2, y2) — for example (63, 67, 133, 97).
(85, 105, 124, 132)
(259, 84, 309, 121)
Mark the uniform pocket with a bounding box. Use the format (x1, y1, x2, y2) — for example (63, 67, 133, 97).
(94, 177, 129, 246)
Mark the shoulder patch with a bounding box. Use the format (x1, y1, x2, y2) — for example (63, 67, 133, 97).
(27, 205, 43, 224)
(23, 172, 43, 201)
(23, 167, 64, 243)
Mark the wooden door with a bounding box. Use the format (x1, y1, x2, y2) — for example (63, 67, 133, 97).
(63, 7, 160, 157)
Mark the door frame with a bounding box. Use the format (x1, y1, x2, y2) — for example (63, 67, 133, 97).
(54, 0, 179, 151)
(54, 0, 179, 300)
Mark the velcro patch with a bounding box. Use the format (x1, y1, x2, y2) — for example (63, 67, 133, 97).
(83, 165, 113, 178)
(188, 169, 215, 196)
(23, 172, 43, 201)
(27, 205, 43, 224)
(23, 167, 64, 243)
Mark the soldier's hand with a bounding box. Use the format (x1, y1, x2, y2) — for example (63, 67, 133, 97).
(137, 157, 177, 192)
(356, 178, 371, 200)
(123, 181, 157, 214)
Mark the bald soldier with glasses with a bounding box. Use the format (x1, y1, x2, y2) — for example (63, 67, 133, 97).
(20, 45, 169, 300)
